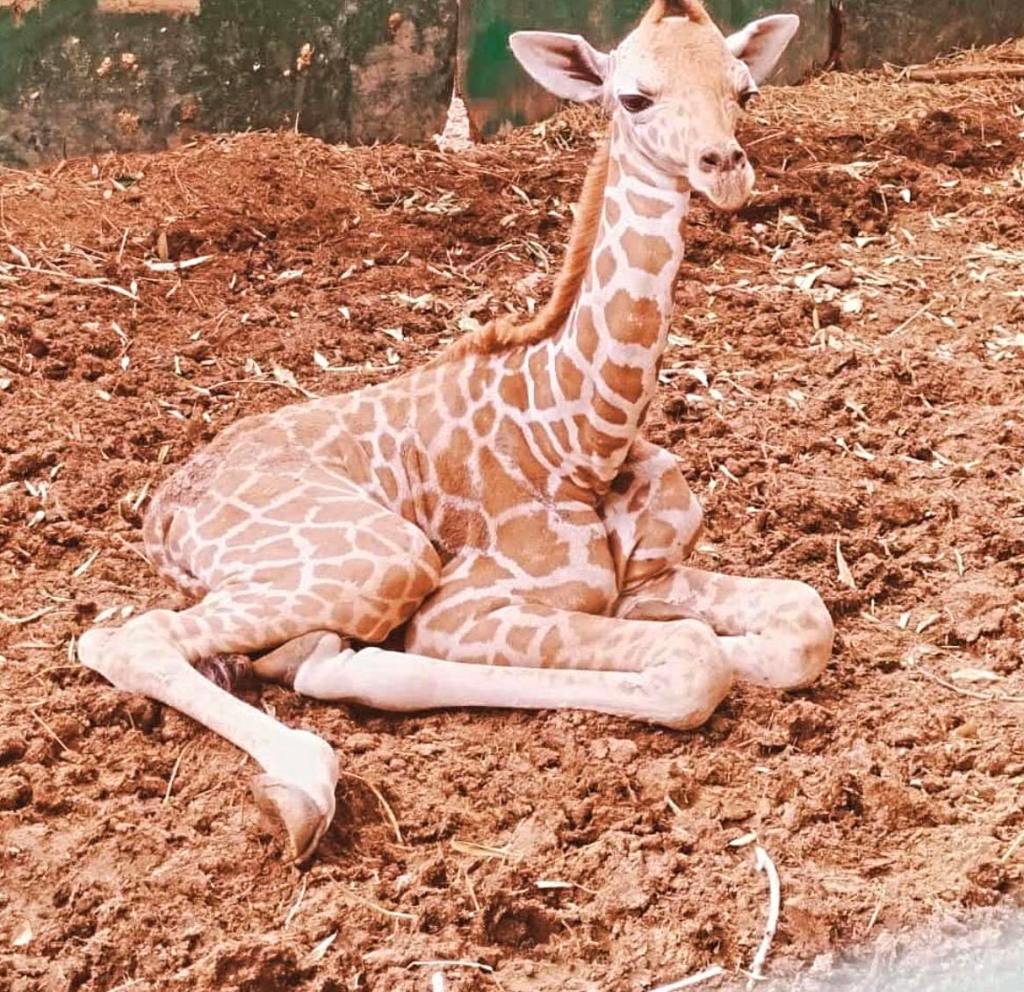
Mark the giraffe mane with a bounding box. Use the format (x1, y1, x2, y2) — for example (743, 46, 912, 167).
(430, 135, 611, 365)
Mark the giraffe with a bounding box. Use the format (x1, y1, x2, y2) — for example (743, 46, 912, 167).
(79, 0, 832, 862)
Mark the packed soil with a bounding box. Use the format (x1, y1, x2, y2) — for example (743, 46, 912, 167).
(2, 44, 1024, 992)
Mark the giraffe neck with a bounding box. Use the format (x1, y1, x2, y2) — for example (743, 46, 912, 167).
(513, 134, 690, 497)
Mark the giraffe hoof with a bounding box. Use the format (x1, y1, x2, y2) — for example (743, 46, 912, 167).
(77, 626, 119, 673)
(250, 774, 330, 863)
(252, 631, 344, 688)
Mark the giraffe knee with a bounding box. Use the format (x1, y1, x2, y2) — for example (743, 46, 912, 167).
(769, 582, 834, 689)
(645, 619, 732, 730)
(617, 461, 704, 589)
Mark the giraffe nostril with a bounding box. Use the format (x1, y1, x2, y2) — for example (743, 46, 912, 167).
(698, 149, 723, 172)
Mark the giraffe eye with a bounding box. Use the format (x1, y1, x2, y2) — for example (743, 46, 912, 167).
(738, 89, 758, 110)
(619, 94, 653, 114)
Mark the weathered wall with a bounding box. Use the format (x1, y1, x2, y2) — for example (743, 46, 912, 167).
(0, 0, 458, 165)
(843, 0, 1024, 68)
(1, 1, 1023, 162)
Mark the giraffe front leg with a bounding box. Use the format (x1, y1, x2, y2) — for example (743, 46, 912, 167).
(616, 566, 834, 689)
(604, 440, 832, 689)
(293, 607, 731, 730)
(290, 634, 725, 729)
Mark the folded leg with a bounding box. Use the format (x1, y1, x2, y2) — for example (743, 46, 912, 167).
(291, 614, 731, 730)
(602, 439, 832, 689)
(79, 470, 441, 861)
(282, 550, 734, 730)
(616, 565, 834, 688)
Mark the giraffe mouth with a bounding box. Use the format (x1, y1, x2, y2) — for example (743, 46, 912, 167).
(693, 164, 755, 213)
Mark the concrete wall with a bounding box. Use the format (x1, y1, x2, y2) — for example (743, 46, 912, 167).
(0, 0, 458, 165)
(1, 1, 1023, 163)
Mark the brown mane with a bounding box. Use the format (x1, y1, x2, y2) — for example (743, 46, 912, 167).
(432, 135, 610, 364)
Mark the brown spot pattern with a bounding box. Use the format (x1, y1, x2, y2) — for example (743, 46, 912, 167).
(595, 246, 616, 287)
(626, 190, 673, 218)
(605, 290, 662, 347)
(499, 373, 528, 411)
(497, 514, 570, 576)
(555, 354, 584, 401)
(575, 305, 599, 361)
(601, 358, 646, 402)
(621, 228, 673, 275)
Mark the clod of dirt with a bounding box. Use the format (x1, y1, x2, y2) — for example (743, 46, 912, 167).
(0, 729, 27, 764)
(818, 267, 855, 289)
(484, 900, 561, 947)
(0, 771, 32, 810)
(874, 496, 927, 528)
(508, 813, 560, 858)
(943, 575, 1015, 644)
(886, 108, 1021, 172)
(762, 700, 835, 753)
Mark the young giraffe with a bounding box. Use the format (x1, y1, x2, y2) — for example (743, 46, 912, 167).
(80, 1, 832, 862)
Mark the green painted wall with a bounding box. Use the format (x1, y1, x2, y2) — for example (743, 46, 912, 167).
(460, 1, 825, 135)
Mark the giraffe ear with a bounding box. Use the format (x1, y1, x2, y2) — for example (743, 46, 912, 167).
(509, 32, 610, 103)
(725, 14, 799, 84)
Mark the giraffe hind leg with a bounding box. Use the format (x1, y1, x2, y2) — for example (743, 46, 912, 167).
(78, 610, 339, 862)
(81, 475, 441, 861)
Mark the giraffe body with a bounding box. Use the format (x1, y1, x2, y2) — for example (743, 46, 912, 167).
(79, 1, 833, 861)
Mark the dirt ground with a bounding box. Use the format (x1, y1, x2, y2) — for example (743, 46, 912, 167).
(1, 43, 1023, 992)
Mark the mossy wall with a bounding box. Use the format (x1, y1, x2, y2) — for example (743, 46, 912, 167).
(0, 0, 458, 165)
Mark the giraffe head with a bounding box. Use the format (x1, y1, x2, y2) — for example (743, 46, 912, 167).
(510, 0, 798, 211)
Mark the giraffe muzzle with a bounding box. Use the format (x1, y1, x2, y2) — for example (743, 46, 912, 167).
(697, 142, 747, 174)
(690, 142, 755, 212)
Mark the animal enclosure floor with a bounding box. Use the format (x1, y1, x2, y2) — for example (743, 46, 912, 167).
(2, 44, 1023, 992)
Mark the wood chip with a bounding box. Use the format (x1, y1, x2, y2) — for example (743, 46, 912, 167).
(950, 668, 1000, 683)
(747, 845, 781, 989)
(651, 965, 726, 992)
(11, 922, 32, 947)
(835, 541, 857, 590)
(144, 255, 212, 272)
(301, 931, 336, 967)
